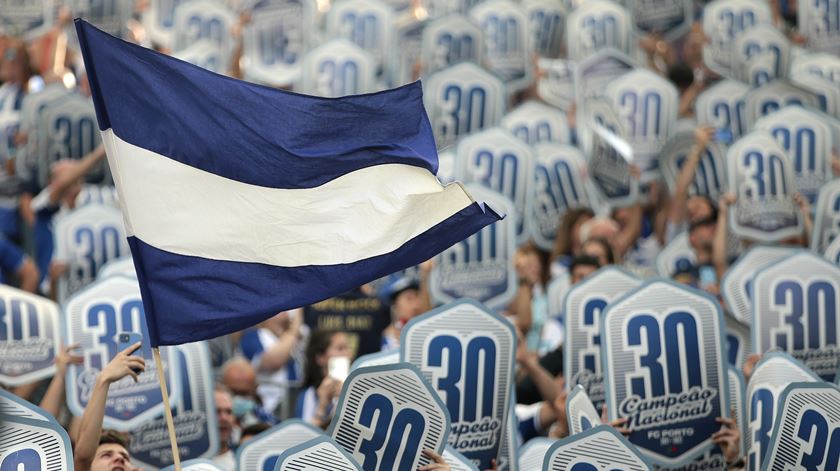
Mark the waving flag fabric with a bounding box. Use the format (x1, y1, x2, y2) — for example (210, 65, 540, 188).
(74, 20, 500, 347)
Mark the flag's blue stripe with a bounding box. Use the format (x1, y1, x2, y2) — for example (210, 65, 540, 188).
(129, 202, 500, 347)
(75, 20, 438, 189)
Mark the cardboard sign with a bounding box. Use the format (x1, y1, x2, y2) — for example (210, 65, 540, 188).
(130, 341, 219, 469)
(98, 256, 136, 279)
(423, 62, 507, 149)
(237, 419, 324, 471)
(695, 79, 749, 141)
(585, 99, 638, 208)
(565, 0, 633, 61)
(547, 273, 571, 319)
(497, 395, 519, 471)
(752, 250, 840, 381)
(655, 232, 695, 278)
(469, 0, 532, 91)
(543, 425, 653, 471)
(420, 14, 483, 76)
(502, 101, 572, 146)
(298, 39, 377, 97)
(52, 204, 129, 304)
(537, 59, 576, 113)
(724, 312, 751, 369)
(64, 275, 181, 431)
(565, 267, 642, 410)
(761, 382, 840, 471)
(744, 80, 821, 130)
(444, 446, 480, 471)
(567, 385, 603, 436)
(792, 73, 840, 119)
(745, 351, 821, 471)
(528, 143, 590, 251)
(753, 105, 839, 205)
(726, 130, 802, 242)
(660, 130, 727, 202)
(629, 0, 691, 40)
(325, 0, 395, 74)
(799, 0, 840, 55)
(388, 18, 427, 86)
(273, 436, 362, 470)
(573, 49, 637, 140)
(518, 438, 554, 470)
(812, 179, 840, 253)
(172, 0, 235, 56)
(702, 0, 772, 78)
(455, 127, 534, 244)
(525, 0, 565, 58)
(720, 245, 799, 325)
(402, 299, 516, 469)
(162, 459, 224, 471)
(791, 52, 840, 87)
(329, 363, 450, 470)
(0, 414, 73, 471)
(827, 236, 840, 265)
(602, 280, 728, 467)
(0, 388, 56, 422)
(430, 186, 516, 310)
(143, 0, 188, 48)
(350, 350, 399, 371)
(0, 285, 60, 387)
(242, 1, 315, 87)
(733, 25, 791, 86)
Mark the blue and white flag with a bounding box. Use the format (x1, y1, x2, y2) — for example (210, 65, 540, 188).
(74, 20, 500, 347)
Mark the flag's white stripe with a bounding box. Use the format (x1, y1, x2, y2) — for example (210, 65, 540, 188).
(102, 129, 474, 267)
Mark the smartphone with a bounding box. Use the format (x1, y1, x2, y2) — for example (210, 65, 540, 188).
(714, 128, 733, 145)
(116, 332, 142, 353)
(699, 266, 717, 288)
(328, 356, 350, 382)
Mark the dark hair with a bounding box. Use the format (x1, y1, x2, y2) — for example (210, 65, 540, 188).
(99, 430, 130, 449)
(569, 255, 602, 274)
(667, 62, 694, 92)
(582, 237, 616, 265)
(519, 241, 552, 286)
(551, 208, 595, 261)
(240, 422, 271, 439)
(303, 330, 340, 389)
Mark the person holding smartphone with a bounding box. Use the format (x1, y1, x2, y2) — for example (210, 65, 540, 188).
(73, 341, 145, 471)
(295, 330, 351, 429)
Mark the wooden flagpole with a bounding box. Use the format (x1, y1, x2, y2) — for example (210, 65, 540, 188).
(153, 347, 182, 471)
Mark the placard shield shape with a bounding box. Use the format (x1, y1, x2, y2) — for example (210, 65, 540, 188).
(0, 388, 56, 422)
(242, 1, 314, 87)
(0, 285, 61, 387)
(423, 62, 506, 149)
(701, 0, 772, 78)
(629, 0, 691, 40)
(537, 59, 575, 112)
(542, 425, 653, 471)
(444, 445, 480, 471)
(726, 130, 802, 242)
(130, 341, 219, 469)
(455, 127, 534, 244)
(469, 0, 532, 91)
(273, 435, 362, 470)
(525, 0, 566, 59)
(64, 275, 181, 431)
(402, 299, 515, 469)
(585, 99, 638, 207)
(753, 106, 838, 205)
(528, 143, 590, 251)
(791, 52, 840, 86)
(745, 352, 821, 471)
(660, 131, 727, 202)
(798, 0, 840, 55)
(328, 363, 451, 471)
(573, 49, 637, 141)
(720, 246, 799, 325)
(98, 257, 137, 280)
(752, 251, 840, 381)
(566, 385, 603, 436)
(732, 25, 791, 86)
(565, 267, 642, 410)
(812, 179, 840, 253)
(420, 14, 483, 76)
(565, 0, 633, 61)
(430, 186, 516, 310)
(350, 350, 399, 371)
(325, 0, 395, 74)
(655, 232, 695, 278)
(518, 438, 553, 470)
(142, 0, 187, 48)
(695, 79, 749, 141)
(743, 80, 820, 129)
(236, 419, 324, 471)
(171, 0, 235, 58)
(298, 39, 377, 98)
(0, 414, 74, 471)
(502, 101, 572, 146)
(602, 280, 729, 467)
(792, 73, 840, 119)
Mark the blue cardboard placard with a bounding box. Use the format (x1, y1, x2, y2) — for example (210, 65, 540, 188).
(744, 351, 821, 471)
(444, 445, 480, 471)
(0, 388, 58, 423)
(469, 0, 532, 91)
(564, 267, 642, 410)
(242, 1, 315, 87)
(236, 419, 324, 471)
(542, 425, 653, 471)
(420, 14, 483, 76)
(798, 0, 840, 55)
(298, 39, 377, 97)
(518, 438, 554, 471)
(0, 413, 74, 470)
(401, 299, 515, 470)
(720, 245, 799, 325)
(0, 285, 61, 387)
(811, 179, 840, 253)
(743, 80, 821, 129)
(350, 350, 399, 371)
(695, 79, 750, 140)
(502, 101, 572, 146)
(273, 435, 362, 470)
(565, 0, 633, 61)
(601, 280, 729, 467)
(328, 363, 451, 471)
(63, 275, 181, 432)
(660, 130, 727, 203)
(566, 385, 603, 436)
(701, 0, 772, 78)
(752, 250, 840, 381)
(760, 382, 840, 471)
(655, 232, 695, 278)
(732, 25, 791, 86)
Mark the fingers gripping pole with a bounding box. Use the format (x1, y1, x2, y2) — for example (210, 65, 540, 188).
(153, 347, 182, 471)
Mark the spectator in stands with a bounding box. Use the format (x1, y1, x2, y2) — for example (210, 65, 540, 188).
(296, 330, 351, 429)
(380, 264, 432, 351)
(212, 385, 236, 470)
(238, 422, 271, 445)
(220, 357, 277, 426)
(550, 208, 594, 276)
(0, 234, 37, 292)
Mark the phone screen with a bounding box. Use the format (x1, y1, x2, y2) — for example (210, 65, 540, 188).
(328, 357, 350, 382)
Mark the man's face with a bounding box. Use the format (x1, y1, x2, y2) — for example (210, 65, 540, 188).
(571, 264, 598, 284)
(222, 364, 257, 398)
(215, 390, 235, 444)
(90, 443, 131, 471)
(393, 288, 422, 322)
